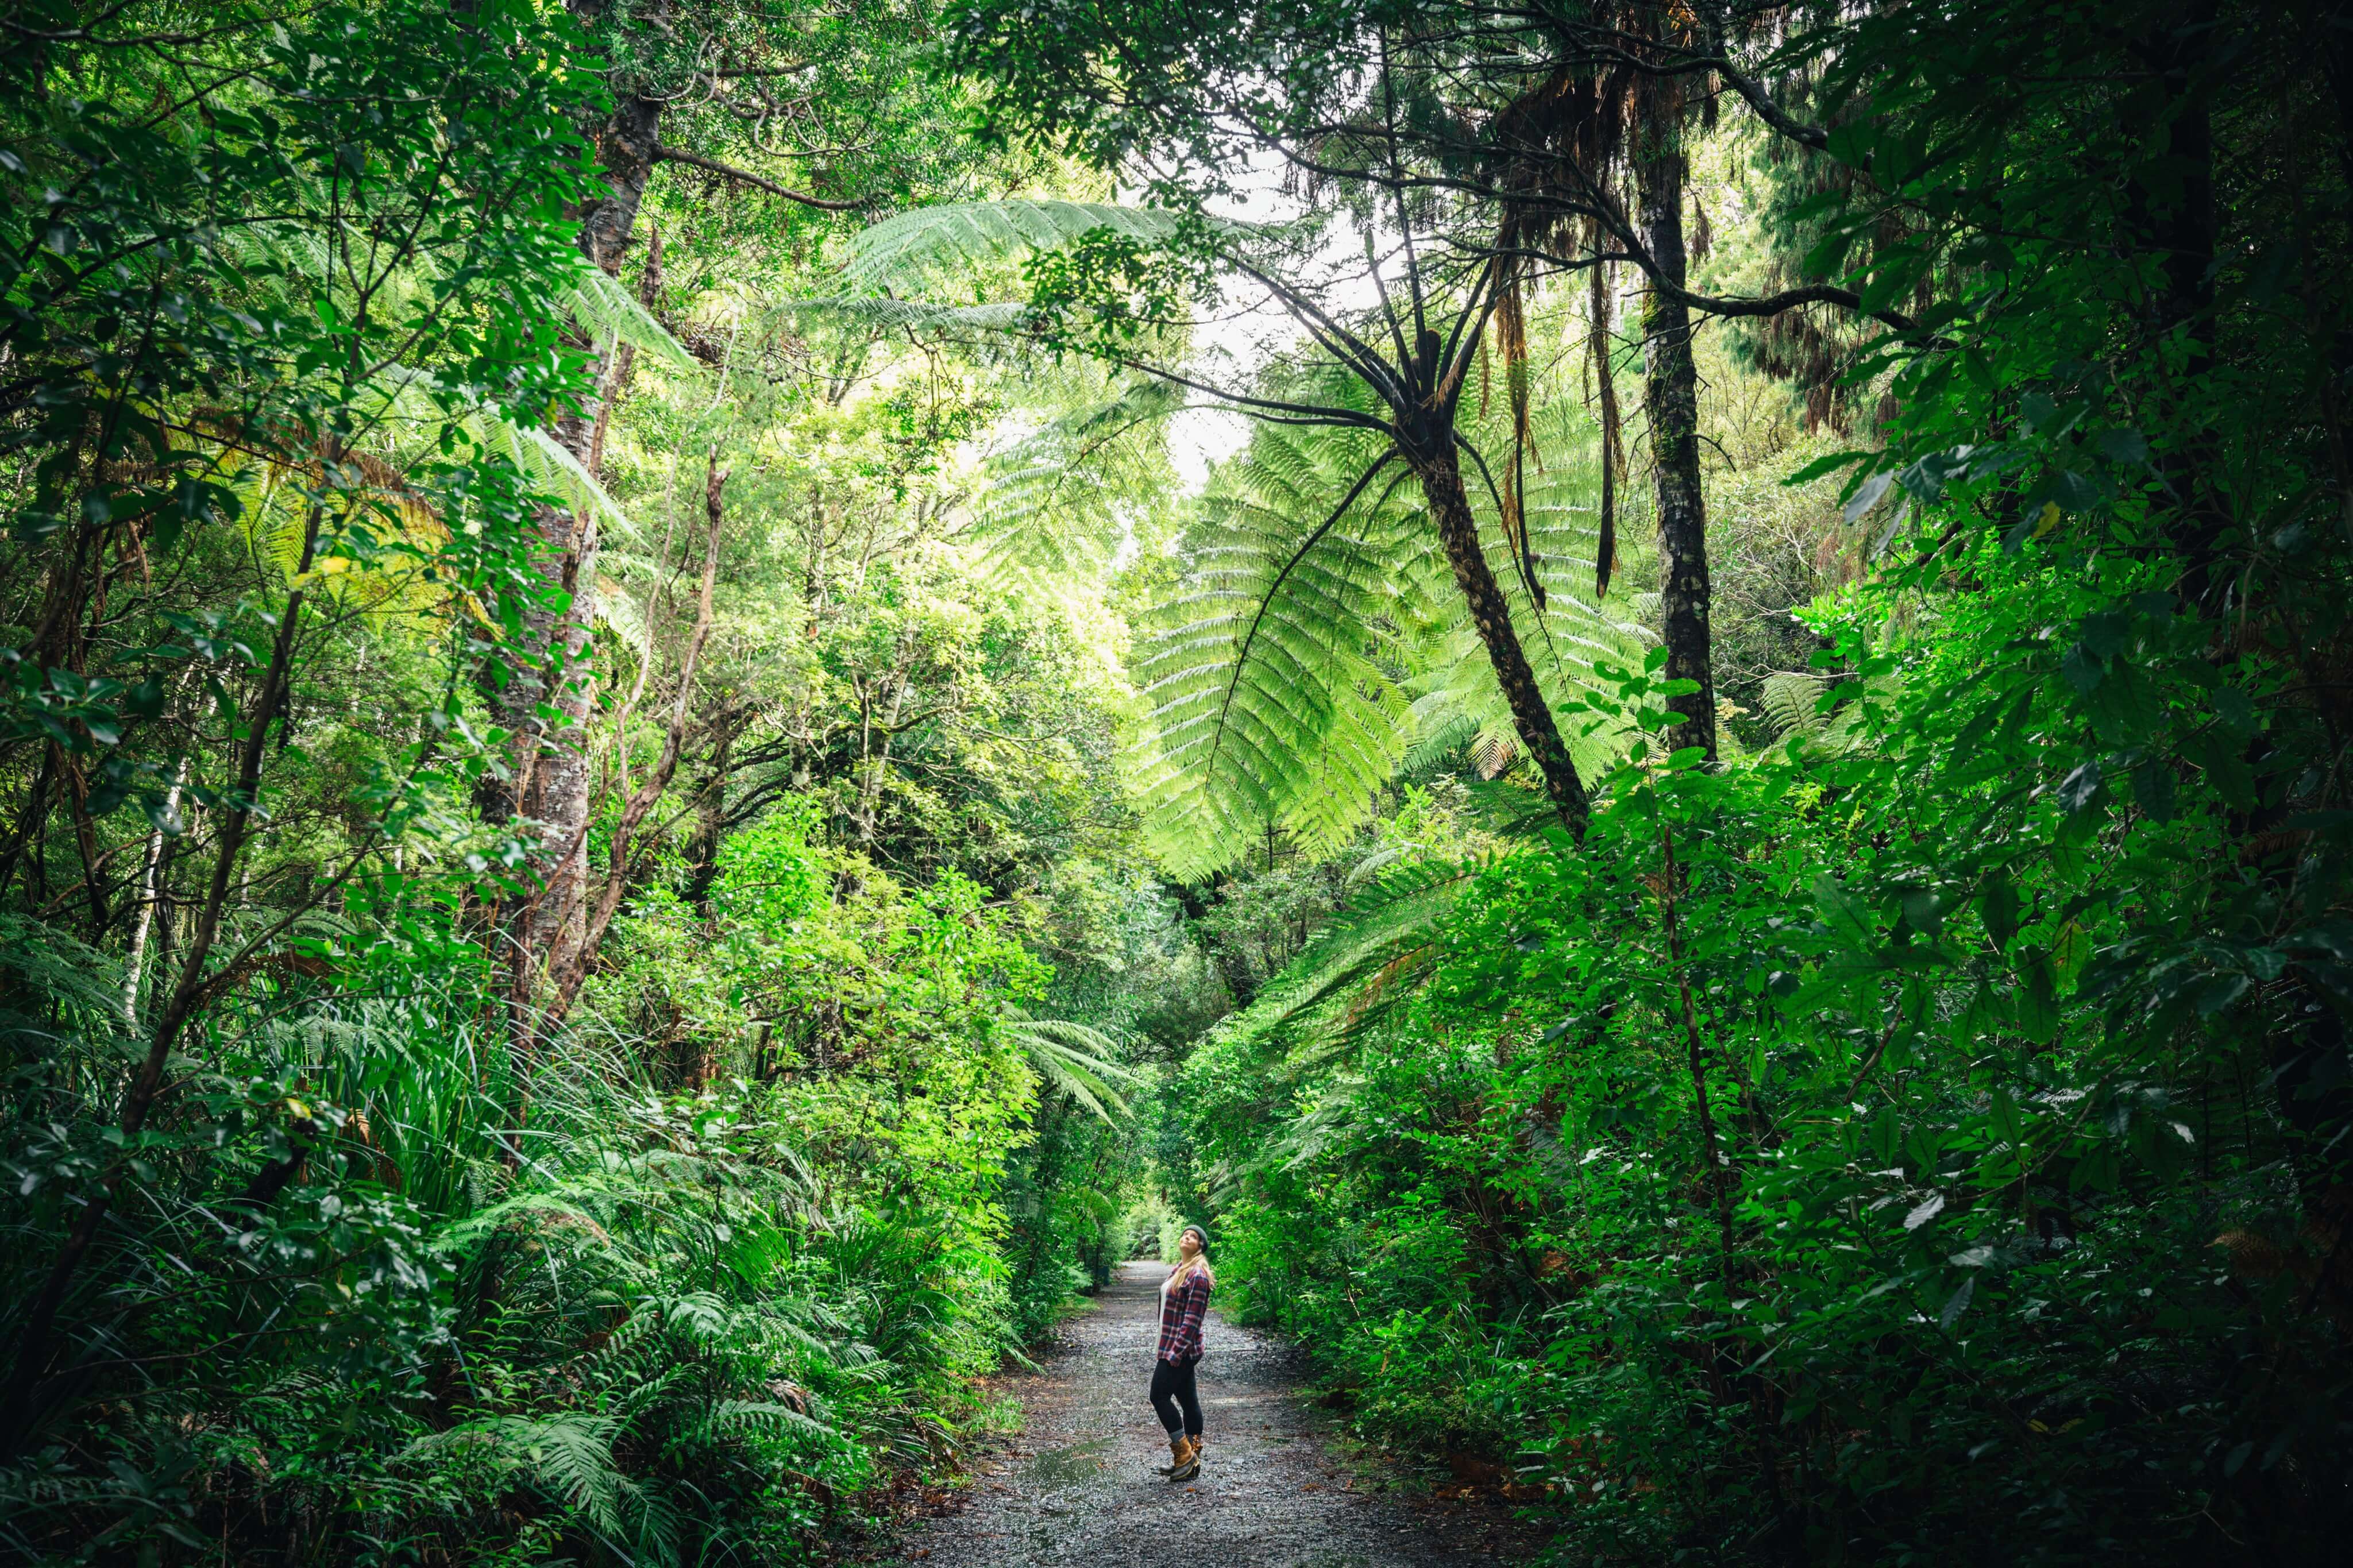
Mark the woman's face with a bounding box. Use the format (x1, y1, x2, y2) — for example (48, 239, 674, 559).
(1178, 1229, 1202, 1260)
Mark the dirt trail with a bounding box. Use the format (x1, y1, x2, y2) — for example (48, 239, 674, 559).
(888, 1262, 1550, 1567)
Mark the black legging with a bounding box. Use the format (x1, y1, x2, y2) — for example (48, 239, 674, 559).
(1150, 1358, 1203, 1438)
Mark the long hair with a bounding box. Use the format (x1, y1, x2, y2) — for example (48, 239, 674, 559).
(1166, 1223, 1212, 1290)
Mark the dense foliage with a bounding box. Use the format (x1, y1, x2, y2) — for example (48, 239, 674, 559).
(7, 0, 2353, 1564)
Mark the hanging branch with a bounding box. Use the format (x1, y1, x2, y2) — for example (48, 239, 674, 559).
(1589, 234, 1624, 598)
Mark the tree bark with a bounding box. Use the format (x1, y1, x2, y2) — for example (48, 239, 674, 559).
(1410, 438, 1591, 836)
(538, 453, 726, 1032)
(1635, 108, 1718, 763)
(485, 90, 662, 1034)
(681, 721, 734, 913)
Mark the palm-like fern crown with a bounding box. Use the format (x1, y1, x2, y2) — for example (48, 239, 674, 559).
(1129, 373, 1651, 878)
(830, 197, 1656, 877)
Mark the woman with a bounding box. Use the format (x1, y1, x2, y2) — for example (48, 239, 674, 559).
(1151, 1225, 1213, 1481)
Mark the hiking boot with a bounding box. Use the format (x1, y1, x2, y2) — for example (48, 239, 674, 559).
(1168, 1435, 1201, 1482)
(1159, 1434, 1192, 1476)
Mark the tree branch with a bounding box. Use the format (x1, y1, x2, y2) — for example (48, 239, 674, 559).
(651, 142, 859, 210)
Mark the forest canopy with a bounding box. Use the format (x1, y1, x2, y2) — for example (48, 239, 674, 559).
(2, 0, 2350, 1563)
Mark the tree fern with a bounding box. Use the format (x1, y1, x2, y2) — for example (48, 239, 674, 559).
(832, 199, 1650, 862)
(1127, 418, 1426, 878)
(842, 199, 1212, 295)
(1003, 1014, 1147, 1122)
(1404, 399, 1652, 783)
(1129, 395, 1649, 877)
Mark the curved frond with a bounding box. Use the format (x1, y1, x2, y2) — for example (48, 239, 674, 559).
(1248, 851, 1500, 1059)
(1127, 421, 1430, 878)
(1004, 1015, 1147, 1122)
(843, 200, 1206, 295)
(563, 265, 698, 374)
(967, 376, 1187, 589)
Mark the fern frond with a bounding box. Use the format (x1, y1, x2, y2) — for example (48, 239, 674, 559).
(1762, 669, 1899, 754)
(1004, 1015, 1146, 1122)
(562, 265, 697, 374)
(843, 200, 1209, 294)
(966, 376, 1186, 589)
(1128, 421, 1429, 878)
(1761, 671, 1828, 739)
(1249, 852, 1498, 1054)
(362, 368, 637, 540)
(400, 1413, 629, 1537)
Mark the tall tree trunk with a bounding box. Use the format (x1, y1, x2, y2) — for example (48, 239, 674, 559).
(681, 721, 734, 913)
(538, 454, 727, 1032)
(485, 89, 661, 1040)
(119, 751, 190, 1022)
(1408, 435, 1591, 836)
(1635, 99, 1717, 763)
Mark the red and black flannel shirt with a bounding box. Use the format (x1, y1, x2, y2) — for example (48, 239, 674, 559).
(1157, 1266, 1212, 1364)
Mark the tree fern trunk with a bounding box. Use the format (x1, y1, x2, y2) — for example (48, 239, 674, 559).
(1635, 113, 1718, 763)
(1412, 446, 1591, 837)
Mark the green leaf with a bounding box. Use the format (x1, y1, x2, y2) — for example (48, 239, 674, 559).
(2093, 427, 2148, 465)
(1981, 875, 2020, 953)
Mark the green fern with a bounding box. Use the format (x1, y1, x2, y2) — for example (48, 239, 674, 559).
(831, 200, 1648, 869)
(842, 199, 1210, 295)
(1004, 1014, 1147, 1122)
(1127, 416, 1424, 878)
(1129, 395, 1649, 878)
(963, 375, 1187, 589)
(562, 264, 699, 374)
(1247, 851, 1502, 1059)
(401, 1412, 633, 1538)
(1760, 669, 1895, 753)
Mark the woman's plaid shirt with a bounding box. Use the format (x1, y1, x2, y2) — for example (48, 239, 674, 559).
(1157, 1266, 1212, 1364)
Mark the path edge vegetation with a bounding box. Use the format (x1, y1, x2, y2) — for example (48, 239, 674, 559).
(1, 1, 2352, 1565)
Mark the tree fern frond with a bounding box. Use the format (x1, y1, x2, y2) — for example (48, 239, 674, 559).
(1762, 671, 1829, 739)
(1762, 669, 1899, 754)
(362, 368, 638, 540)
(965, 377, 1187, 590)
(843, 200, 1213, 294)
(1247, 852, 1498, 1052)
(1003, 1015, 1146, 1122)
(562, 265, 697, 374)
(1128, 422, 1430, 877)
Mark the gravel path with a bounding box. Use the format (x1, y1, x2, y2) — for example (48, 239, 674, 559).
(888, 1262, 1552, 1567)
